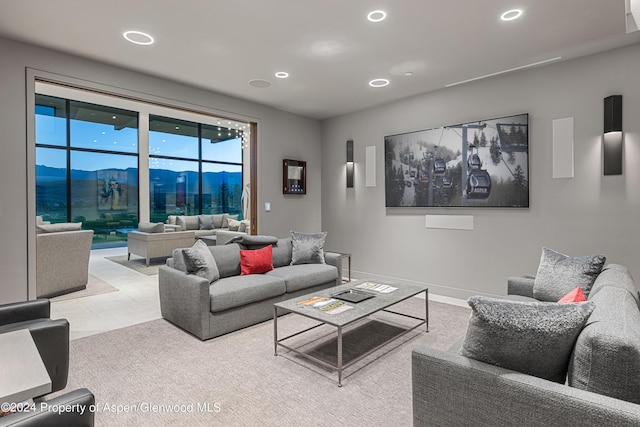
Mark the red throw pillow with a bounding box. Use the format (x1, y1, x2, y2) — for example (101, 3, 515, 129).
(240, 245, 274, 275)
(557, 286, 586, 303)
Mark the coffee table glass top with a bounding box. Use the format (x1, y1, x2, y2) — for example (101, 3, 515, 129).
(275, 280, 428, 327)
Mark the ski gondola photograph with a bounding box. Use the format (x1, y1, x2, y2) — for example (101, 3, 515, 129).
(384, 113, 529, 208)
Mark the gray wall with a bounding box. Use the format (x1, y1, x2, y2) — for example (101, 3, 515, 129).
(321, 43, 640, 299)
(0, 36, 322, 304)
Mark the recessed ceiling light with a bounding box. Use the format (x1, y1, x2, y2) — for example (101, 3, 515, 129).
(500, 9, 523, 21)
(275, 72, 289, 79)
(248, 79, 272, 88)
(123, 30, 155, 45)
(369, 78, 390, 88)
(367, 10, 387, 22)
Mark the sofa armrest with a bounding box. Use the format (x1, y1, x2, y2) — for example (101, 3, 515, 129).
(507, 275, 535, 298)
(215, 230, 247, 245)
(323, 252, 343, 284)
(0, 388, 95, 426)
(0, 299, 50, 326)
(412, 344, 640, 427)
(158, 266, 211, 340)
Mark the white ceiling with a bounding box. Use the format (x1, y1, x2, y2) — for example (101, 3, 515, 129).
(1, 0, 639, 120)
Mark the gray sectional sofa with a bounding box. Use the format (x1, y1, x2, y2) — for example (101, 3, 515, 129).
(127, 214, 248, 265)
(158, 237, 342, 340)
(166, 213, 250, 238)
(412, 263, 640, 426)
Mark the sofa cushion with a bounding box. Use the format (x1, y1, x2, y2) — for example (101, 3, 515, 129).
(266, 264, 338, 293)
(182, 240, 220, 283)
(138, 222, 165, 233)
(193, 229, 217, 237)
(198, 215, 214, 230)
(239, 219, 251, 233)
(180, 215, 200, 231)
(230, 235, 278, 249)
(36, 222, 82, 234)
(222, 214, 239, 228)
(460, 296, 595, 383)
(272, 239, 293, 268)
(290, 231, 326, 265)
(209, 275, 286, 313)
(568, 286, 640, 404)
(533, 247, 606, 301)
(240, 245, 274, 275)
(209, 244, 241, 278)
(589, 264, 640, 307)
(212, 214, 225, 229)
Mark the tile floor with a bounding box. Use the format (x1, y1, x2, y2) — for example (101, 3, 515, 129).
(50, 246, 162, 340)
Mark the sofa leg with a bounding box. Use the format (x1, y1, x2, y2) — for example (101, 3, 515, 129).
(146, 257, 150, 267)
(127, 253, 131, 260)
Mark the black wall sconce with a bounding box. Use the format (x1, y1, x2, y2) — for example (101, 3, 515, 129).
(603, 95, 623, 175)
(346, 140, 354, 187)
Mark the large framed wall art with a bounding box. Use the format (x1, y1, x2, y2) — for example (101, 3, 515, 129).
(384, 113, 529, 208)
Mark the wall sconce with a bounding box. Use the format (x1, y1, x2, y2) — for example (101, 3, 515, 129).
(603, 95, 623, 175)
(346, 140, 354, 187)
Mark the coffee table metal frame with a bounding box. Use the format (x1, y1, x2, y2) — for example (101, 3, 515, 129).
(273, 281, 428, 387)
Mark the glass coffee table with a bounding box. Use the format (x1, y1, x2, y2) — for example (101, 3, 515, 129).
(273, 280, 428, 386)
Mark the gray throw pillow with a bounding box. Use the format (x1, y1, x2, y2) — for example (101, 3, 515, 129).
(176, 216, 187, 231)
(170, 248, 188, 273)
(198, 215, 214, 230)
(138, 222, 165, 233)
(181, 240, 220, 283)
(460, 296, 595, 383)
(533, 247, 606, 301)
(212, 214, 225, 229)
(290, 231, 327, 265)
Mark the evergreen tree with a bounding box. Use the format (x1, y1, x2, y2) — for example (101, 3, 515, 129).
(513, 164, 527, 187)
(490, 136, 501, 165)
(479, 131, 488, 147)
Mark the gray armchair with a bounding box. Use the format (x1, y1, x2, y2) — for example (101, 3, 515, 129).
(0, 299, 69, 394)
(36, 229, 93, 298)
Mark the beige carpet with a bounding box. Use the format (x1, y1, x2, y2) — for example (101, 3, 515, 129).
(105, 255, 166, 275)
(50, 274, 119, 302)
(53, 298, 470, 426)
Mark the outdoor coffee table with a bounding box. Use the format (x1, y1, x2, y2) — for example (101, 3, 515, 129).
(273, 281, 428, 386)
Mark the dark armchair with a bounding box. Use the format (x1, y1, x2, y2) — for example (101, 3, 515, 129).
(0, 299, 69, 394)
(0, 388, 95, 427)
